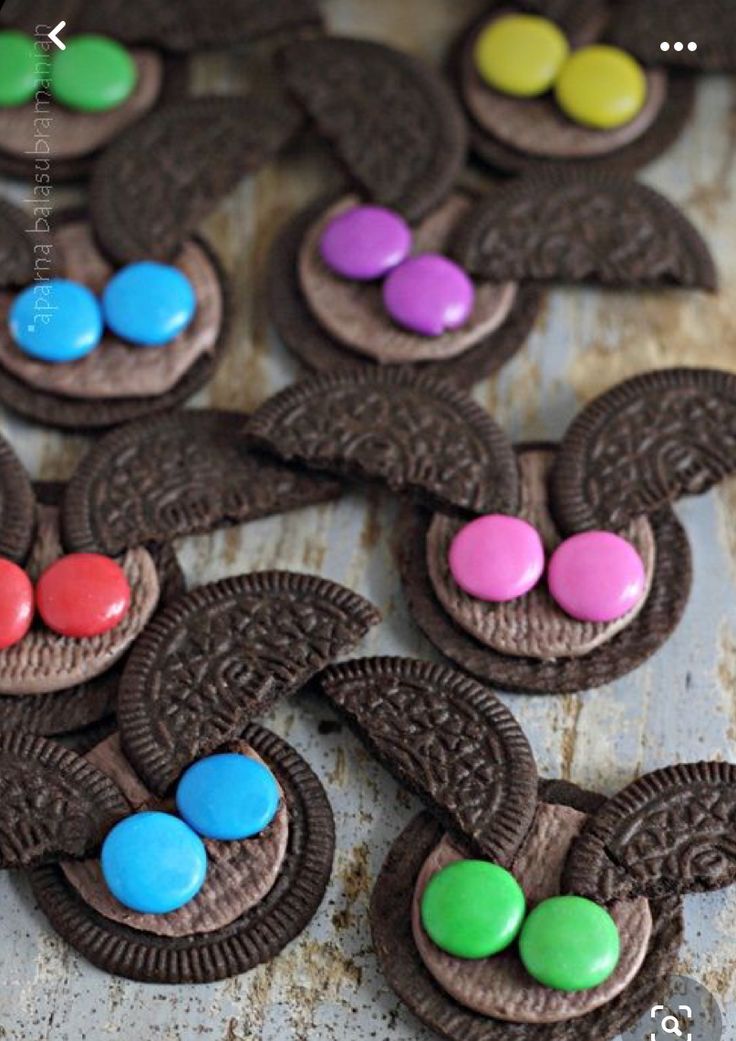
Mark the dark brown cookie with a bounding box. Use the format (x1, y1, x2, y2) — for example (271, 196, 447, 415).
(118, 571, 380, 794)
(450, 4, 696, 176)
(29, 722, 335, 983)
(0, 730, 127, 868)
(247, 370, 520, 515)
(0, 199, 35, 287)
(370, 808, 683, 1041)
(607, 0, 736, 72)
(90, 94, 303, 265)
(552, 368, 736, 534)
(267, 194, 545, 388)
(279, 37, 467, 222)
(0, 230, 231, 431)
(0, 428, 35, 563)
(76, 0, 323, 51)
(564, 761, 736, 903)
(399, 501, 691, 694)
(451, 173, 717, 289)
(318, 657, 538, 866)
(62, 409, 342, 555)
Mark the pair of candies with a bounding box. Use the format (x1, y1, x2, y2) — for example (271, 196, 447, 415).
(0, 553, 131, 649)
(449, 515, 646, 623)
(421, 859, 620, 992)
(101, 754, 281, 914)
(320, 205, 475, 338)
(0, 31, 137, 112)
(8, 262, 197, 364)
(474, 14, 647, 130)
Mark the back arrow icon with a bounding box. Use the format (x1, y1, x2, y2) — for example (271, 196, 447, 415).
(48, 20, 66, 50)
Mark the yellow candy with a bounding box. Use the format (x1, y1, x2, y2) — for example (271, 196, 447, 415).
(474, 14, 569, 98)
(555, 45, 647, 129)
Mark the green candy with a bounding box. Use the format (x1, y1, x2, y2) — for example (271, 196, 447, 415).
(51, 35, 137, 113)
(0, 31, 39, 107)
(519, 895, 620, 991)
(420, 859, 526, 959)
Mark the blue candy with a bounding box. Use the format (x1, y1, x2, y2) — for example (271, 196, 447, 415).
(176, 753, 280, 841)
(9, 278, 103, 363)
(101, 811, 207, 914)
(102, 261, 197, 346)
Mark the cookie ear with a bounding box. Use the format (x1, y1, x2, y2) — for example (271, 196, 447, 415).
(451, 172, 716, 290)
(0, 730, 127, 868)
(61, 409, 341, 555)
(278, 36, 467, 221)
(247, 369, 519, 516)
(76, 0, 322, 51)
(118, 572, 381, 794)
(89, 93, 303, 264)
(317, 657, 538, 868)
(0, 198, 36, 290)
(563, 761, 736, 902)
(551, 368, 736, 533)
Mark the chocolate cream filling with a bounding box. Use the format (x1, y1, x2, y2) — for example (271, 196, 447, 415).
(0, 504, 159, 695)
(0, 50, 163, 161)
(462, 15, 667, 160)
(61, 736, 289, 938)
(298, 193, 517, 364)
(411, 801, 652, 1024)
(426, 448, 655, 660)
(0, 221, 223, 400)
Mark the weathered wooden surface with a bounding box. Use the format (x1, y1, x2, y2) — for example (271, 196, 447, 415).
(0, 1, 735, 1037)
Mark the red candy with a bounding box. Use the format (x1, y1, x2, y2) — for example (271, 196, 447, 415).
(36, 553, 131, 638)
(0, 559, 34, 649)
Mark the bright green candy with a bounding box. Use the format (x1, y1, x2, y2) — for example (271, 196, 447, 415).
(519, 895, 620, 991)
(51, 35, 137, 113)
(555, 45, 646, 130)
(0, 31, 39, 107)
(420, 859, 526, 959)
(474, 15, 569, 98)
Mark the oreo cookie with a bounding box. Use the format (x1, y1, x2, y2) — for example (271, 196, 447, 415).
(450, 1, 696, 175)
(317, 655, 734, 1040)
(607, 0, 736, 72)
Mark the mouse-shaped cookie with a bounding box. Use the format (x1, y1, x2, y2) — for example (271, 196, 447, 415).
(0, 0, 321, 180)
(0, 569, 379, 983)
(318, 655, 736, 1041)
(0, 409, 341, 737)
(247, 366, 734, 693)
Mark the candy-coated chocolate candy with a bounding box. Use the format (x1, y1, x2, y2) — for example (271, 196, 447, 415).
(421, 859, 526, 959)
(9, 279, 103, 363)
(101, 811, 208, 914)
(555, 45, 647, 130)
(176, 753, 280, 841)
(51, 35, 137, 113)
(36, 553, 131, 638)
(0, 559, 34, 649)
(382, 254, 474, 337)
(519, 895, 620, 991)
(548, 531, 645, 623)
(474, 15, 569, 98)
(102, 261, 197, 346)
(449, 514, 545, 602)
(0, 31, 39, 107)
(320, 205, 412, 281)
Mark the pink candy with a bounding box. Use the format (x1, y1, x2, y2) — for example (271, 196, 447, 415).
(319, 205, 412, 281)
(547, 531, 646, 623)
(383, 254, 475, 337)
(449, 515, 545, 602)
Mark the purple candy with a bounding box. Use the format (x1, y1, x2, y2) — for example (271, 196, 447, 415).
(382, 254, 475, 337)
(319, 205, 412, 281)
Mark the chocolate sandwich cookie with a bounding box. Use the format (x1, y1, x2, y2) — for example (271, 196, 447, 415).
(318, 656, 735, 1041)
(0, 571, 378, 982)
(450, 171, 717, 290)
(450, 1, 695, 175)
(606, 0, 736, 73)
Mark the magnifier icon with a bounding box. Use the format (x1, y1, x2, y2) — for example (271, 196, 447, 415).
(660, 1015, 684, 1037)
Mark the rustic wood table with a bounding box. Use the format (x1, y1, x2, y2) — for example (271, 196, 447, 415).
(0, 1, 734, 1038)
